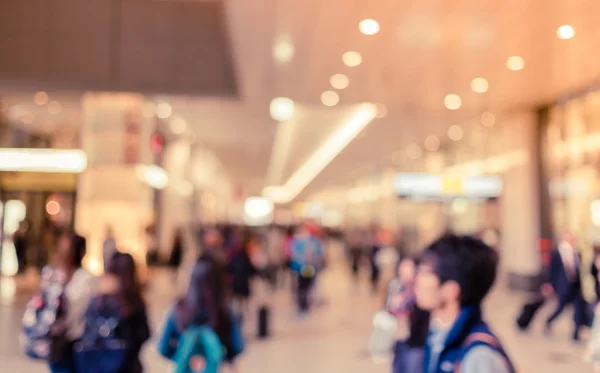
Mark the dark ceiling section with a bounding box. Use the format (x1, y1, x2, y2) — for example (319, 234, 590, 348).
(0, 0, 238, 96)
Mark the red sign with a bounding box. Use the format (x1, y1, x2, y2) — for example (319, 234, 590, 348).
(150, 131, 165, 156)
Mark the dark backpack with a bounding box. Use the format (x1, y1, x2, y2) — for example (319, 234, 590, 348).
(73, 295, 128, 373)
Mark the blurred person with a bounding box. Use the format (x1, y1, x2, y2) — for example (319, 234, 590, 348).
(544, 232, 587, 341)
(102, 226, 117, 272)
(369, 229, 382, 294)
(591, 244, 600, 303)
(416, 234, 515, 373)
(346, 229, 363, 289)
(169, 227, 185, 281)
(266, 225, 285, 290)
(14, 220, 29, 274)
(48, 231, 96, 373)
(158, 258, 244, 372)
(290, 222, 325, 314)
(229, 232, 258, 314)
(77, 252, 150, 373)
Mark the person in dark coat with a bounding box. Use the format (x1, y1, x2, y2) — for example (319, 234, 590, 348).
(545, 233, 587, 341)
(168, 228, 184, 276)
(229, 233, 257, 313)
(591, 244, 600, 303)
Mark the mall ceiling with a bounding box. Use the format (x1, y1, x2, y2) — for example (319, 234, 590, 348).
(1, 0, 599, 202)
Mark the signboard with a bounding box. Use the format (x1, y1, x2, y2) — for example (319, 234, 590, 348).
(0, 172, 77, 191)
(394, 173, 503, 200)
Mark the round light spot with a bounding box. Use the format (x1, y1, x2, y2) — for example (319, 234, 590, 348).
(471, 78, 489, 93)
(343, 51, 362, 67)
(269, 97, 294, 121)
(506, 56, 525, 71)
(34, 92, 48, 105)
(557, 25, 575, 40)
(406, 144, 422, 160)
(359, 19, 380, 35)
(321, 90, 340, 107)
(48, 101, 62, 115)
(170, 117, 187, 134)
(156, 102, 172, 119)
(330, 74, 349, 90)
(448, 125, 464, 141)
(444, 94, 462, 110)
(481, 112, 495, 127)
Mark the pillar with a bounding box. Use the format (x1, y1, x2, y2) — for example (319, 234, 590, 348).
(76, 93, 154, 275)
(500, 111, 543, 291)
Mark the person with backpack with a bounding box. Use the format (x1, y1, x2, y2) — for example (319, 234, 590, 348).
(75, 252, 151, 373)
(416, 234, 515, 373)
(21, 231, 95, 373)
(158, 257, 244, 373)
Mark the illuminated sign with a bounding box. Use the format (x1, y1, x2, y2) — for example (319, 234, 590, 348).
(394, 173, 503, 200)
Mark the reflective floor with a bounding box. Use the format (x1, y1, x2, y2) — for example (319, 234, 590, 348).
(0, 251, 591, 373)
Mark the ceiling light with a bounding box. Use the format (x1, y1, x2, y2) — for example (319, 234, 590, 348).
(170, 117, 187, 134)
(506, 56, 525, 71)
(448, 125, 464, 141)
(321, 90, 340, 107)
(269, 97, 294, 121)
(481, 112, 495, 127)
(135, 164, 168, 189)
(557, 25, 575, 40)
(406, 144, 422, 160)
(273, 36, 295, 64)
(48, 101, 62, 115)
(343, 51, 362, 67)
(330, 74, 349, 90)
(359, 19, 380, 35)
(444, 94, 462, 110)
(34, 91, 48, 105)
(376, 104, 387, 118)
(266, 103, 377, 204)
(471, 78, 488, 93)
(156, 102, 172, 119)
(424, 135, 440, 151)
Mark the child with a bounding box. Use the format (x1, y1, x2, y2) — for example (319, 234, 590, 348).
(416, 234, 515, 373)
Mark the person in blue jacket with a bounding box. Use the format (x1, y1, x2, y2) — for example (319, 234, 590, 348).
(415, 234, 515, 373)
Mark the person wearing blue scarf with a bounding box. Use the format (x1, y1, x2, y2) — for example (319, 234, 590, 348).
(415, 234, 516, 373)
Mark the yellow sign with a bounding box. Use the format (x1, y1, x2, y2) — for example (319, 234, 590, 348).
(441, 175, 464, 194)
(0, 172, 77, 191)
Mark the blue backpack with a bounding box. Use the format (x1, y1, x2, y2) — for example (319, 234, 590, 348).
(73, 295, 128, 373)
(21, 266, 69, 362)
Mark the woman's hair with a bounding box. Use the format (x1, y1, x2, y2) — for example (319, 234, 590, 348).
(175, 257, 232, 345)
(106, 252, 144, 316)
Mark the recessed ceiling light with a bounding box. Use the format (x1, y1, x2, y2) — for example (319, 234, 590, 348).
(471, 78, 489, 93)
(375, 104, 387, 119)
(359, 19, 380, 35)
(170, 117, 187, 134)
(481, 112, 496, 127)
(448, 125, 464, 141)
(424, 135, 440, 151)
(330, 74, 349, 90)
(557, 25, 575, 40)
(321, 90, 340, 107)
(34, 91, 48, 105)
(156, 102, 172, 119)
(269, 97, 294, 121)
(48, 101, 62, 115)
(506, 56, 525, 71)
(406, 144, 422, 160)
(444, 94, 462, 110)
(343, 51, 362, 67)
(273, 36, 295, 64)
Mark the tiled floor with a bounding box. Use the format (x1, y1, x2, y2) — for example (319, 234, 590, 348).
(0, 259, 592, 373)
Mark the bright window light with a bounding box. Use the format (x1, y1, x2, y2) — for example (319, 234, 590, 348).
(0, 149, 87, 173)
(135, 164, 168, 189)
